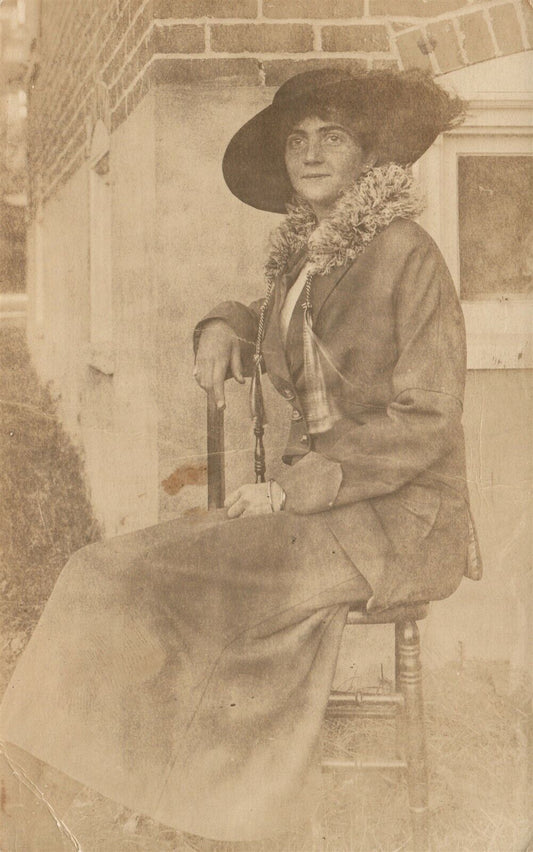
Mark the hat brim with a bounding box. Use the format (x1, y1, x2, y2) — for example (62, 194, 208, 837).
(222, 103, 293, 214)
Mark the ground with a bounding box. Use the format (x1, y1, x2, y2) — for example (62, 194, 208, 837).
(0, 327, 530, 851)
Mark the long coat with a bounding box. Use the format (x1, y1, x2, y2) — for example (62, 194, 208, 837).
(0, 217, 481, 843)
(198, 218, 482, 611)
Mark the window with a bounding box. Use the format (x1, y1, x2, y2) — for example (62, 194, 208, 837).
(457, 155, 532, 301)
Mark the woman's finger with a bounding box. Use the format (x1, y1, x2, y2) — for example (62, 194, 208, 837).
(193, 362, 203, 386)
(212, 362, 227, 410)
(226, 497, 246, 519)
(230, 341, 245, 384)
(224, 488, 241, 508)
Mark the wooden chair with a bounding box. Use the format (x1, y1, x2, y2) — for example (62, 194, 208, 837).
(206, 395, 430, 852)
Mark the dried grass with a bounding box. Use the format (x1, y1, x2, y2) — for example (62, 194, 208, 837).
(0, 326, 100, 687)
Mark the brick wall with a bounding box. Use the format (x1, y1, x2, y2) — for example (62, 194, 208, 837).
(30, 0, 532, 204)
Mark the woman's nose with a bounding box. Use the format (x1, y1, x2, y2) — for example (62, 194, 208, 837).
(303, 138, 324, 163)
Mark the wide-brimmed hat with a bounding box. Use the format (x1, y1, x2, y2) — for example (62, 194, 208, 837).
(222, 67, 465, 214)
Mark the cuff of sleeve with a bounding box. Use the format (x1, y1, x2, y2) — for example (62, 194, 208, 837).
(193, 301, 258, 356)
(276, 451, 343, 514)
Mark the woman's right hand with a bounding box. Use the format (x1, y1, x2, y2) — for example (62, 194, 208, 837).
(193, 320, 245, 409)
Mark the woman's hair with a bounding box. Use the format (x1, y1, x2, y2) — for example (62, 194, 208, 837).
(277, 68, 466, 165)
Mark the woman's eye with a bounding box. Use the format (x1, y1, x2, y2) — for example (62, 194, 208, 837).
(287, 136, 304, 149)
(325, 133, 342, 144)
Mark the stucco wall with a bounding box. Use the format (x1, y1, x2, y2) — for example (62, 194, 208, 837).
(26, 166, 91, 427)
(83, 92, 159, 535)
(155, 84, 285, 519)
(27, 94, 159, 535)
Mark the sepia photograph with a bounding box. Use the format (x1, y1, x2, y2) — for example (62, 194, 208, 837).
(0, 1, 531, 850)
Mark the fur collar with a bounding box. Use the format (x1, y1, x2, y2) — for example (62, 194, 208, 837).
(265, 163, 424, 279)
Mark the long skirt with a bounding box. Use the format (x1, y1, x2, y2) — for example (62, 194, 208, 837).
(0, 508, 372, 841)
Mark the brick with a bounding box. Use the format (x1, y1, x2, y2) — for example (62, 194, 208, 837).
(370, 0, 467, 15)
(72, 122, 87, 152)
(263, 57, 367, 87)
(127, 9, 153, 53)
(111, 95, 128, 131)
(129, 0, 145, 15)
(459, 11, 495, 64)
(490, 4, 524, 54)
(132, 3, 153, 43)
(520, 1, 533, 48)
(264, 0, 364, 17)
(392, 22, 413, 31)
(321, 25, 389, 52)
(122, 57, 138, 90)
(109, 81, 120, 110)
(99, 31, 117, 67)
(154, 0, 258, 18)
(129, 29, 152, 71)
(395, 28, 433, 69)
(126, 72, 148, 114)
(155, 24, 205, 53)
(372, 57, 400, 69)
(63, 149, 85, 185)
(116, 6, 130, 40)
(427, 19, 464, 72)
(151, 56, 262, 86)
(111, 40, 129, 84)
(210, 23, 313, 53)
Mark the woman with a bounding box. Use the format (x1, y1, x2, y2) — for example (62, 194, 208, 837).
(0, 67, 481, 846)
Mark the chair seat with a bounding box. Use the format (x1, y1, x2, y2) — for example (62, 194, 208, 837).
(346, 602, 429, 625)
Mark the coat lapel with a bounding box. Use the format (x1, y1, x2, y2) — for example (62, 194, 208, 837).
(311, 261, 353, 324)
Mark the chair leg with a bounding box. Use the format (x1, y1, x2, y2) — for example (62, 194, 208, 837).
(395, 633, 406, 759)
(395, 620, 429, 852)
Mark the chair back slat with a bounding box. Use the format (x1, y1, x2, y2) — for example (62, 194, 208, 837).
(207, 393, 225, 509)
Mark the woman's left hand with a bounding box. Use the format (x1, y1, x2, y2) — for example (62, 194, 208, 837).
(225, 482, 284, 518)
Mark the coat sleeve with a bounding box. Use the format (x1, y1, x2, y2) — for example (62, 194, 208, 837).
(193, 298, 264, 377)
(277, 235, 467, 514)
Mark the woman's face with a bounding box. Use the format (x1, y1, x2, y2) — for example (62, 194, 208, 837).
(284, 115, 373, 220)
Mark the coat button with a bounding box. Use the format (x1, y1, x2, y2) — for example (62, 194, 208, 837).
(281, 387, 294, 399)
(300, 435, 309, 444)
(291, 407, 303, 421)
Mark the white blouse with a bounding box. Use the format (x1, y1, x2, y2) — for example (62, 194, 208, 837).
(279, 262, 313, 345)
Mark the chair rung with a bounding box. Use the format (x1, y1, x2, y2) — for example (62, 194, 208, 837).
(329, 690, 404, 707)
(326, 705, 397, 719)
(322, 758, 407, 771)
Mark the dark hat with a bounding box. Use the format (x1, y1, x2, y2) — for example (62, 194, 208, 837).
(222, 67, 465, 214)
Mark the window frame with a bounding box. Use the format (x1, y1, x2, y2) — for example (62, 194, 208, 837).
(415, 96, 533, 370)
